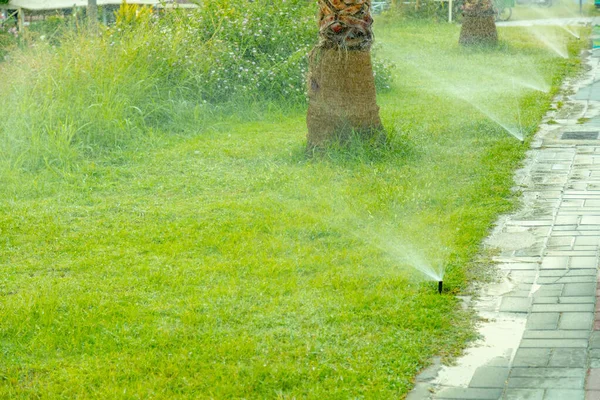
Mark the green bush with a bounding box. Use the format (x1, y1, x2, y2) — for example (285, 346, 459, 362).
(0, 0, 394, 172)
(108, 0, 392, 103)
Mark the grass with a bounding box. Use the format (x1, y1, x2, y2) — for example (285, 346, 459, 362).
(0, 18, 588, 398)
(509, 0, 595, 21)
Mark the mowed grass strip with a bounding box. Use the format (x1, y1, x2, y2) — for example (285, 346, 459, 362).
(0, 22, 586, 398)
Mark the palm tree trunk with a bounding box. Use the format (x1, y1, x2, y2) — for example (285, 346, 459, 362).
(458, 0, 498, 46)
(307, 0, 383, 149)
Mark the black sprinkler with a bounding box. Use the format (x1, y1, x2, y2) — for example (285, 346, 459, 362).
(438, 281, 443, 294)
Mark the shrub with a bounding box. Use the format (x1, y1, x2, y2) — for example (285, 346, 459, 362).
(0, 0, 394, 171)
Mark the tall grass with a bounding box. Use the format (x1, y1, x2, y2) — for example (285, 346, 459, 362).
(0, 1, 392, 174)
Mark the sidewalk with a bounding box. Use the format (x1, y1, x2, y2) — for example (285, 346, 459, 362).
(408, 22, 600, 400)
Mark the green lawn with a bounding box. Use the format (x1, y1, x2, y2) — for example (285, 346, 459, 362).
(0, 21, 586, 398)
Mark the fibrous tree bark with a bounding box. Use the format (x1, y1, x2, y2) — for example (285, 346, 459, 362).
(306, 0, 383, 149)
(458, 0, 498, 47)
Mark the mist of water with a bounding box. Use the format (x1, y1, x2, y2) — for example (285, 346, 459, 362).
(526, 26, 569, 58)
(405, 65, 526, 141)
(373, 237, 446, 281)
(522, 5, 584, 39)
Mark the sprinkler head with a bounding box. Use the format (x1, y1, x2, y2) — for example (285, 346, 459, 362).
(438, 281, 443, 294)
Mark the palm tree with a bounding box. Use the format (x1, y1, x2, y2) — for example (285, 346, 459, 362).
(306, 0, 384, 149)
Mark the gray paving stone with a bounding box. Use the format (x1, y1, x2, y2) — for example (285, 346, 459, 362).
(435, 387, 503, 399)
(533, 296, 596, 305)
(538, 276, 597, 284)
(558, 312, 594, 330)
(500, 297, 532, 313)
(526, 313, 560, 330)
(581, 216, 600, 224)
(503, 389, 544, 400)
(574, 246, 598, 251)
(575, 236, 600, 245)
(540, 270, 597, 277)
(533, 290, 564, 298)
(548, 237, 575, 246)
(545, 251, 598, 257)
(510, 290, 536, 297)
(469, 367, 510, 388)
(589, 332, 600, 349)
(510, 368, 586, 379)
(406, 382, 432, 400)
(543, 389, 586, 400)
(548, 348, 588, 368)
(542, 257, 570, 269)
(523, 330, 590, 339)
(563, 283, 597, 297)
(553, 226, 580, 232)
(533, 297, 561, 304)
(570, 257, 599, 268)
(559, 296, 596, 304)
(589, 349, 600, 368)
(507, 376, 584, 389)
(531, 304, 594, 312)
(513, 348, 551, 367)
(519, 339, 589, 348)
(487, 356, 511, 368)
(498, 262, 539, 270)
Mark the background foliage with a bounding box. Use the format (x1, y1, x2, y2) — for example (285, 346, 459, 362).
(0, 0, 392, 172)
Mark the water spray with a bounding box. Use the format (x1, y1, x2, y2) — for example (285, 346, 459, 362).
(512, 78, 525, 144)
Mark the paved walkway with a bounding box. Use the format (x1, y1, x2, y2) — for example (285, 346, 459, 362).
(496, 17, 593, 28)
(408, 23, 600, 400)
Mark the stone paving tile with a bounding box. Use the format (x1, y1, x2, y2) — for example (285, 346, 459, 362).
(507, 376, 584, 389)
(503, 389, 544, 400)
(497, 263, 540, 271)
(526, 313, 560, 330)
(563, 283, 597, 297)
(531, 304, 594, 312)
(541, 270, 597, 277)
(548, 349, 588, 368)
(588, 331, 600, 348)
(523, 330, 590, 339)
(543, 389, 586, 400)
(541, 257, 570, 269)
(545, 251, 599, 257)
(558, 312, 594, 330)
(576, 236, 600, 245)
(469, 367, 510, 388)
(548, 237, 575, 246)
(539, 276, 597, 284)
(406, 383, 431, 400)
(510, 368, 586, 378)
(589, 349, 600, 368)
(581, 216, 600, 224)
(533, 296, 596, 304)
(570, 258, 599, 269)
(519, 339, 589, 348)
(434, 387, 503, 399)
(513, 348, 551, 367)
(500, 297, 531, 313)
